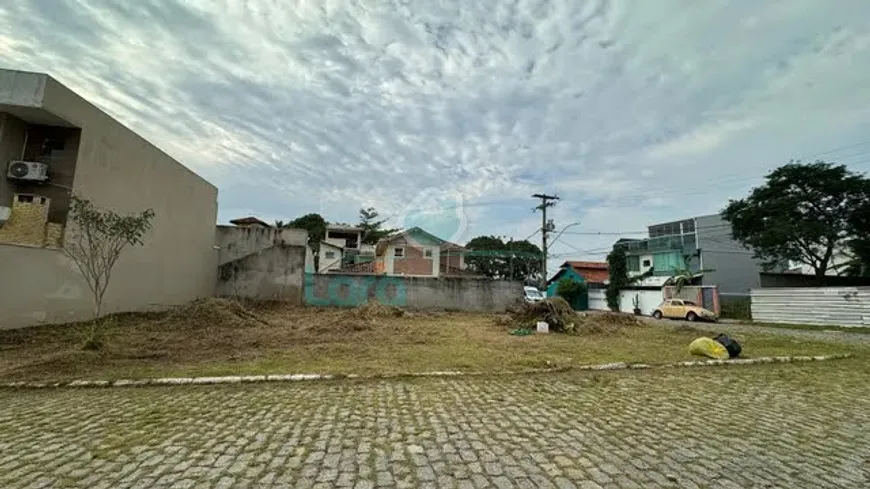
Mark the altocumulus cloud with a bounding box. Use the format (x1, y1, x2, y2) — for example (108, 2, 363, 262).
(2, 0, 870, 265)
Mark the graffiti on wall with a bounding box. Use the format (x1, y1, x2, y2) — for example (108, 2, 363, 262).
(304, 273, 407, 307)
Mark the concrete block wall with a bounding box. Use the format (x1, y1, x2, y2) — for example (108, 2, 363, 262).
(217, 244, 306, 302)
(305, 274, 523, 312)
(215, 225, 309, 303)
(216, 225, 307, 266)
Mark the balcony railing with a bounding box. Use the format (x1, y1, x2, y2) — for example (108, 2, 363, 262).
(622, 233, 697, 254)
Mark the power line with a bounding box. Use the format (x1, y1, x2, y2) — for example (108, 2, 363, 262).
(799, 140, 870, 160)
(546, 222, 582, 250)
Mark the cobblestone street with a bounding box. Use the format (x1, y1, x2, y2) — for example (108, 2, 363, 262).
(2, 361, 869, 489)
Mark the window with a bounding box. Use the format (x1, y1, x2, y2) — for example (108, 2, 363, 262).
(671, 300, 684, 306)
(41, 138, 65, 155)
(424, 248, 433, 258)
(681, 219, 695, 233)
(653, 252, 683, 272)
(394, 247, 404, 258)
(324, 251, 336, 259)
(15, 195, 47, 205)
(626, 255, 640, 272)
(642, 259, 651, 268)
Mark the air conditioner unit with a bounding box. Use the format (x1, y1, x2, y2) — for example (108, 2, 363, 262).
(7, 161, 49, 181)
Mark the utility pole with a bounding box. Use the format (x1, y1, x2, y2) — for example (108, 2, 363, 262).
(532, 193, 559, 289)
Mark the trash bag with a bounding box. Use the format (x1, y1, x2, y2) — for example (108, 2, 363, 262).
(688, 337, 729, 360)
(713, 334, 742, 358)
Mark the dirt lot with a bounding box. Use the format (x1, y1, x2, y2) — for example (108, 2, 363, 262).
(0, 299, 862, 382)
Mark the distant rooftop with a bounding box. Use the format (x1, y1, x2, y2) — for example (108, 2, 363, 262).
(229, 216, 270, 227)
(327, 223, 363, 232)
(563, 261, 608, 270)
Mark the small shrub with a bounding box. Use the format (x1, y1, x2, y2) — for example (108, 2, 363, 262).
(80, 319, 110, 351)
(556, 279, 587, 305)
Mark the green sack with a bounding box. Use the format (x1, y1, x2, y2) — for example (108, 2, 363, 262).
(688, 337, 729, 360)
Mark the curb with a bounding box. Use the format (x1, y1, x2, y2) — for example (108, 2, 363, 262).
(0, 354, 852, 390)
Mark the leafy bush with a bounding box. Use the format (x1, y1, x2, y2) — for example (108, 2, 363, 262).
(720, 297, 752, 320)
(556, 279, 587, 303)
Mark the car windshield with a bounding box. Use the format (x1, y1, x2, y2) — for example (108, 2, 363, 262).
(525, 289, 543, 298)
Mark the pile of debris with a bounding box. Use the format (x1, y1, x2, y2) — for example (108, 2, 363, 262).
(506, 297, 579, 333)
(349, 300, 406, 319)
(160, 298, 270, 329)
(502, 298, 644, 334)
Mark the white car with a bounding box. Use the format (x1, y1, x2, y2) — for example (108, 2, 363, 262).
(523, 286, 545, 302)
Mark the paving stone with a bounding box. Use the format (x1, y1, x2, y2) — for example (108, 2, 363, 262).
(0, 362, 868, 489)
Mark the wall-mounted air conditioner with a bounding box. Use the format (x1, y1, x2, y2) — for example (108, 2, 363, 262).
(6, 161, 49, 181)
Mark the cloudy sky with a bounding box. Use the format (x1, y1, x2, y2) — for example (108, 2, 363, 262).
(2, 0, 870, 267)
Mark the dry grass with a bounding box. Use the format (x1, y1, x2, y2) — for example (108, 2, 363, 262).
(0, 299, 863, 382)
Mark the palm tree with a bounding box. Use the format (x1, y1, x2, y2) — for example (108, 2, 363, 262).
(670, 254, 714, 293)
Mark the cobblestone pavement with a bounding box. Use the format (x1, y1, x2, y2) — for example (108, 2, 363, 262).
(2, 361, 869, 489)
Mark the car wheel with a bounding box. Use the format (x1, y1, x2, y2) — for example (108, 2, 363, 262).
(652, 310, 663, 320)
(686, 311, 697, 322)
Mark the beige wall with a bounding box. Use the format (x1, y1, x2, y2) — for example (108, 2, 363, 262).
(0, 70, 218, 329)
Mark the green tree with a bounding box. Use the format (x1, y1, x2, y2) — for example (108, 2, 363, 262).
(464, 236, 542, 281)
(605, 244, 654, 311)
(605, 246, 628, 311)
(64, 196, 155, 349)
(465, 236, 506, 278)
(843, 202, 870, 276)
(842, 238, 870, 277)
(722, 161, 870, 279)
(506, 239, 543, 283)
(358, 207, 396, 245)
(287, 213, 327, 270)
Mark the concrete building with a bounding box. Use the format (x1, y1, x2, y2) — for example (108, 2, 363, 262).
(373, 227, 467, 277)
(304, 241, 344, 273)
(618, 214, 770, 298)
(0, 69, 218, 328)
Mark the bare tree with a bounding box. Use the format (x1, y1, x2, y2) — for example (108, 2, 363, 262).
(64, 196, 155, 333)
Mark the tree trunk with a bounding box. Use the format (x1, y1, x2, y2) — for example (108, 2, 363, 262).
(814, 267, 827, 286)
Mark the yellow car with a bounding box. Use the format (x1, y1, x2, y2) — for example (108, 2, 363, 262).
(651, 299, 718, 322)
